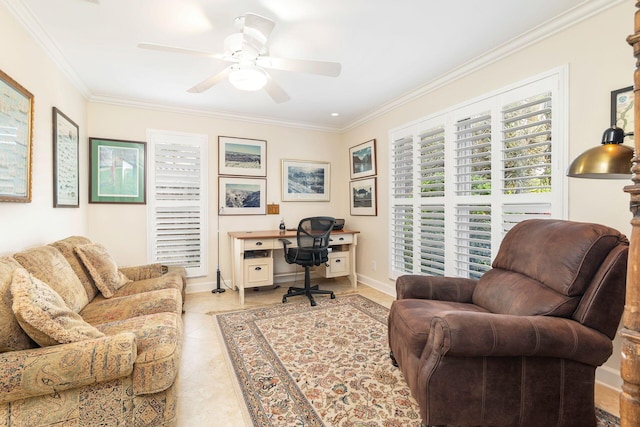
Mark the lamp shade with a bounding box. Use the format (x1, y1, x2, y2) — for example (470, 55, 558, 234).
(567, 127, 634, 179)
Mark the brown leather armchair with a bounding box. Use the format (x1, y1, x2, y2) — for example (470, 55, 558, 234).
(388, 219, 628, 427)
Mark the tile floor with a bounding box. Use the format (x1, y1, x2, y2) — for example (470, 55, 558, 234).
(176, 277, 620, 426)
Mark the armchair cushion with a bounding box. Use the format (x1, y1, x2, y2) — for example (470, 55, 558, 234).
(74, 243, 131, 298)
(10, 268, 105, 347)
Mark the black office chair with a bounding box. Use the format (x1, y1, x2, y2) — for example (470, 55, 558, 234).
(279, 216, 336, 306)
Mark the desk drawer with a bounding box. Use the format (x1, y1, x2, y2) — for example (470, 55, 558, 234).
(244, 238, 275, 250)
(244, 258, 273, 287)
(329, 234, 353, 245)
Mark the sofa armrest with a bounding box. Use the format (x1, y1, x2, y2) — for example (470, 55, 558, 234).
(396, 274, 477, 302)
(119, 264, 167, 281)
(428, 311, 612, 366)
(0, 333, 136, 404)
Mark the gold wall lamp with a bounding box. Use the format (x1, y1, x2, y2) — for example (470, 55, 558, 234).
(567, 126, 634, 179)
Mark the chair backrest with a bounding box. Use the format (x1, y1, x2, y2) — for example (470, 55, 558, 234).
(472, 219, 628, 338)
(296, 216, 335, 250)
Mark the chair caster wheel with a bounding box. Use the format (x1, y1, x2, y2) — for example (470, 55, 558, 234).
(282, 297, 287, 303)
(330, 294, 335, 299)
(311, 300, 317, 306)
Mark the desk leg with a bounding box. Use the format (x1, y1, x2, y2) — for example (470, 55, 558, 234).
(349, 234, 358, 289)
(231, 237, 245, 304)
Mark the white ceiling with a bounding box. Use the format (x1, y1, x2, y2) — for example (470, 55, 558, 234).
(5, 0, 620, 130)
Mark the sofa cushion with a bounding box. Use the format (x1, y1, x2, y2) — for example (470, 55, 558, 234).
(49, 236, 99, 301)
(10, 268, 105, 347)
(74, 243, 131, 298)
(13, 245, 89, 313)
(0, 257, 36, 352)
(97, 312, 183, 395)
(80, 288, 182, 326)
(113, 271, 185, 298)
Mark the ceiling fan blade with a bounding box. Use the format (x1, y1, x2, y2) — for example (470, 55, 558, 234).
(242, 13, 275, 55)
(258, 56, 341, 77)
(187, 67, 231, 93)
(138, 42, 225, 60)
(264, 75, 290, 104)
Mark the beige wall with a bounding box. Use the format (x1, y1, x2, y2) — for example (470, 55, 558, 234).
(87, 103, 346, 290)
(0, 5, 88, 255)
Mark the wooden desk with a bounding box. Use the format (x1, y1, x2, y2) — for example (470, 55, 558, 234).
(228, 229, 359, 304)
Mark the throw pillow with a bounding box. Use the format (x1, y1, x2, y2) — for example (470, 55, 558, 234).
(0, 257, 36, 352)
(10, 268, 105, 347)
(74, 243, 131, 298)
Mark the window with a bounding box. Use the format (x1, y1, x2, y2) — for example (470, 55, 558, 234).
(146, 130, 208, 278)
(390, 69, 567, 279)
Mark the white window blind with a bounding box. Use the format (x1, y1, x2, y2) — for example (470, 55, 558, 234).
(389, 69, 567, 280)
(146, 130, 208, 278)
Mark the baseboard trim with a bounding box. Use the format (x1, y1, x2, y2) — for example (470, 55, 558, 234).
(596, 365, 622, 392)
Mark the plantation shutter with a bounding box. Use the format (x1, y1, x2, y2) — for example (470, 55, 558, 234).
(147, 130, 208, 278)
(389, 69, 566, 281)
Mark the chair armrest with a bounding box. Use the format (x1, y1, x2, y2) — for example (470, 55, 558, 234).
(428, 311, 612, 366)
(278, 238, 292, 249)
(0, 333, 136, 404)
(396, 274, 477, 302)
(119, 263, 167, 281)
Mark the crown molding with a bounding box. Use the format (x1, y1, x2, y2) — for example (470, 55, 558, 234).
(341, 0, 627, 132)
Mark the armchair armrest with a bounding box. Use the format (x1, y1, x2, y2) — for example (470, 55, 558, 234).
(278, 238, 292, 250)
(119, 263, 167, 281)
(0, 333, 136, 404)
(396, 274, 477, 302)
(428, 311, 612, 366)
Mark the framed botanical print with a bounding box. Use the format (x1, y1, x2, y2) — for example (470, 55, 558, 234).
(611, 86, 634, 142)
(219, 176, 266, 215)
(53, 107, 79, 207)
(0, 69, 33, 203)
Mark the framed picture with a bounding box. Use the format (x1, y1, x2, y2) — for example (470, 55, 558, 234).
(89, 137, 146, 204)
(219, 177, 266, 215)
(349, 139, 376, 180)
(350, 177, 377, 216)
(611, 86, 634, 142)
(218, 136, 267, 177)
(53, 107, 79, 207)
(282, 159, 330, 202)
(0, 69, 34, 203)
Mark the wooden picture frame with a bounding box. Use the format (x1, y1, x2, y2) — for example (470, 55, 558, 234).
(0, 69, 34, 203)
(218, 136, 267, 177)
(349, 139, 376, 180)
(350, 177, 377, 216)
(89, 137, 146, 204)
(282, 159, 330, 202)
(219, 176, 266, 215)
(53, 107, 79, 207)
(611, 86, 634, 142)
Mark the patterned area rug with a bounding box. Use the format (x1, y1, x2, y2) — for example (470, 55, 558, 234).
(216, 294, 620, 427)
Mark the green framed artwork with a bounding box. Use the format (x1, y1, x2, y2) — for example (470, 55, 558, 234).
(89, 137, 146, 204)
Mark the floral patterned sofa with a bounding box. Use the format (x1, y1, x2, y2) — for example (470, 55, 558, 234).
(0, 236, 186, 426)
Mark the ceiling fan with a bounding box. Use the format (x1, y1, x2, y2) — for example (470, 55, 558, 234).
(139, 13, 341, 103)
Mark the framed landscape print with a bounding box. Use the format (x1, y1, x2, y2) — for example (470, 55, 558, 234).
(611, 86, 634, 142)
(350, 177, 377, 216)
(53, 107, 79, 207)
(0, 69, 33, 203)
(218, 136, 267, 177)
(219, 177, 266, 215)
(349, 139, 376, 180)
(89, 138, 146, 204)
(282, 159, 330, 201)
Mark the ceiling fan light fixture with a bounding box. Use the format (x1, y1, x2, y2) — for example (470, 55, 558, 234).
(229, 65, 268, 91)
